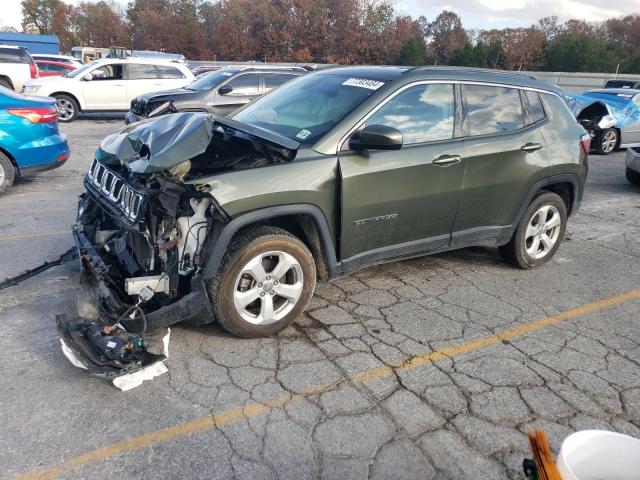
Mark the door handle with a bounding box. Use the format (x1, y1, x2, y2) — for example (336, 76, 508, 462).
(433, 154, 462, 166)
(113, 83, 125, 87)
(521, 142, 543, 153)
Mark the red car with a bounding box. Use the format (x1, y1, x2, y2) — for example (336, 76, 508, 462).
(35, 60, 76, 77)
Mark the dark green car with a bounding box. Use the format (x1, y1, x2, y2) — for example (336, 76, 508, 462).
(63, 66, 588, 375)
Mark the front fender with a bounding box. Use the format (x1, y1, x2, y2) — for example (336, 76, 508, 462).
(201, 204, 340, 279)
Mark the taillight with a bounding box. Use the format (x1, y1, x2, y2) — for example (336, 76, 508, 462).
(29, 62, 39, 79)
(580, 133, 591, 154)
(7, 107, 58, 123)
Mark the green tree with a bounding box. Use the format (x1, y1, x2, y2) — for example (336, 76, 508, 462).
(21, 0, 63, 33)
(544, 33, 623, 72)
(396, 35, 431, 65)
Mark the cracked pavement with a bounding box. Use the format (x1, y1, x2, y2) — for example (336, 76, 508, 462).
(1, 118, 640, 479)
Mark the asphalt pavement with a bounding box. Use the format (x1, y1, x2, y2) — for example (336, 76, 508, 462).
(1, 117, 639, 480)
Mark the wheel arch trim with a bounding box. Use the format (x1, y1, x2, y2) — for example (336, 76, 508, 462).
(202, 204, 339, 280)
(515, 174, 581, 226)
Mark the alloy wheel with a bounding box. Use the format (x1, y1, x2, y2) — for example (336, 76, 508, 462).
(56, 98, 74, 121)
(602, 130, 617, 153)
(0, 161, 4, 185)
(525, 205, 562, 260)
(233, 250, 304, 325)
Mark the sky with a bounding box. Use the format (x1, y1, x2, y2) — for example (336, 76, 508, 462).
(2, 0, 639, 31)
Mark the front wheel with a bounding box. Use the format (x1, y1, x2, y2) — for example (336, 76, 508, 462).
(499, 192, 567, 269)
(595, 128, 618, 155)
(207, 226, 316, 338)
(54, 94, 79, 122)
(626, 167, 640, 185)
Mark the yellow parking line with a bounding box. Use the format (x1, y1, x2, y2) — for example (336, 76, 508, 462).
(0, 231, 68, 242)
(14, 288, 640, 480)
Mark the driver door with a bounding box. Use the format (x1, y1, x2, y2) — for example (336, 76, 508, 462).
(81, 63, 126, 110)
(338, 83, 466, 261)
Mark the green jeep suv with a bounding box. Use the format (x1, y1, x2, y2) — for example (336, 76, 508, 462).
(63, 66, 588, 375)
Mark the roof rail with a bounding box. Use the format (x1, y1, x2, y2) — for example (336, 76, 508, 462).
(222, 65, 307, 72)
(410, 65, 538, 80)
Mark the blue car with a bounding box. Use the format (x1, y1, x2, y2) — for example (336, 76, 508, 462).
(0, 86, 70, 194)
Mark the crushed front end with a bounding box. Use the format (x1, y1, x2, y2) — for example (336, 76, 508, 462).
(58, 112, 297, 388)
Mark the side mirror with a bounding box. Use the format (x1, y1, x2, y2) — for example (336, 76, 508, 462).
(349, 124, 403, 151)
(83, 73, 93, 81)
(218, 85, 233, 95)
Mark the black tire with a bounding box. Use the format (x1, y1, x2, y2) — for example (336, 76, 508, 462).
(0, 152, 15, 195)
(0, 78, 13, 90)
(53, 94, 79, 122)
(594, 128, 618, 155)
(499, 191, 567, 269)
(626, 167, 640, 186)
(207, 226, 316, 338)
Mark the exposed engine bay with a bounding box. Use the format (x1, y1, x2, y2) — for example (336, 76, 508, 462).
(574, 101, 615, 140)
(58, 112, 299, 388)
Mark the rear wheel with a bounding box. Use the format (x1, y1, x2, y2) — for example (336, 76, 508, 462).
(499, 192, 567, 269)
(595, 128, 618, 155)
(0, 152, 16, 195)
(54, 94, 79, 122)
(627, 167, 640, 185)
(207, 226, 316, 338)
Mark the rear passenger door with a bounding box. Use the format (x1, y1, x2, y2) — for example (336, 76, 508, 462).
(213, 73, 261, 115)
(125, 63, 162, 103)
(452, 84, 549, 245)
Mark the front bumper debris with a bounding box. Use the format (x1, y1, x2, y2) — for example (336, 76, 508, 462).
(57, 314, 170, 391)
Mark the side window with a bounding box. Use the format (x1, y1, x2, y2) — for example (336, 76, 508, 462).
(127, 64, 158, 80)
(157, 66, 185, 79)
(365, 83, 455, 145)
(90, 64, 124, 80)
(264, 73, 298, 92)
(525, 90, 546, 124)
(225, 74, 260, 96)
(464, 85, 525, 136)
(0, 48, 22, 64)
(48, 64, 68, 74)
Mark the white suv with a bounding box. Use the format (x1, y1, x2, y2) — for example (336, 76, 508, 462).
(22, 58, 195, 122)
(0, 45, 39, 92)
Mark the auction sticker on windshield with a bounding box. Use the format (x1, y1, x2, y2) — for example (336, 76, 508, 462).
(342, 78, 385, 90)
(296, 129, 312, 140)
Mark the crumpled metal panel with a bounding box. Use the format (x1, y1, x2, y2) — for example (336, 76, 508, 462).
(565, 93, 640, 129)
(99, 112, 300, 175)
(100, 112, 214, 174)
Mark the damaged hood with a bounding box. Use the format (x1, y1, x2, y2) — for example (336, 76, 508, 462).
(99, 112, 300, 174)
(136, 88, 194, 103)
(565, 93, 640, 129)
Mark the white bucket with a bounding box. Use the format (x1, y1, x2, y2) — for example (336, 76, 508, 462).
(556, 430, 640, 480)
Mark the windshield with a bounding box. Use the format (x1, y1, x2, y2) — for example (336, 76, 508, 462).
(65, 60, 100, 78)
(232, 73, 384, 144)
(186, 69, 239, 91)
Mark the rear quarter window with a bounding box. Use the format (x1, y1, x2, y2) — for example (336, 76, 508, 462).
(525, 90, 546, 124)
(463, 84, 525, 136)
(157, 66, 185, 79)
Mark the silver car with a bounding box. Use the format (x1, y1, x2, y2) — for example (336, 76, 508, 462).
(578, 89, 640, 155)
(626, 146, 640, 185)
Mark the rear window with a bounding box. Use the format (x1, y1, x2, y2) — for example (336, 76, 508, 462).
(464, 85, 525, 136)
(157, 66, 185, 79)
(127, 64, 158, 80)
(525, 90, 546, 124)
(0, 47, 28, 64)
